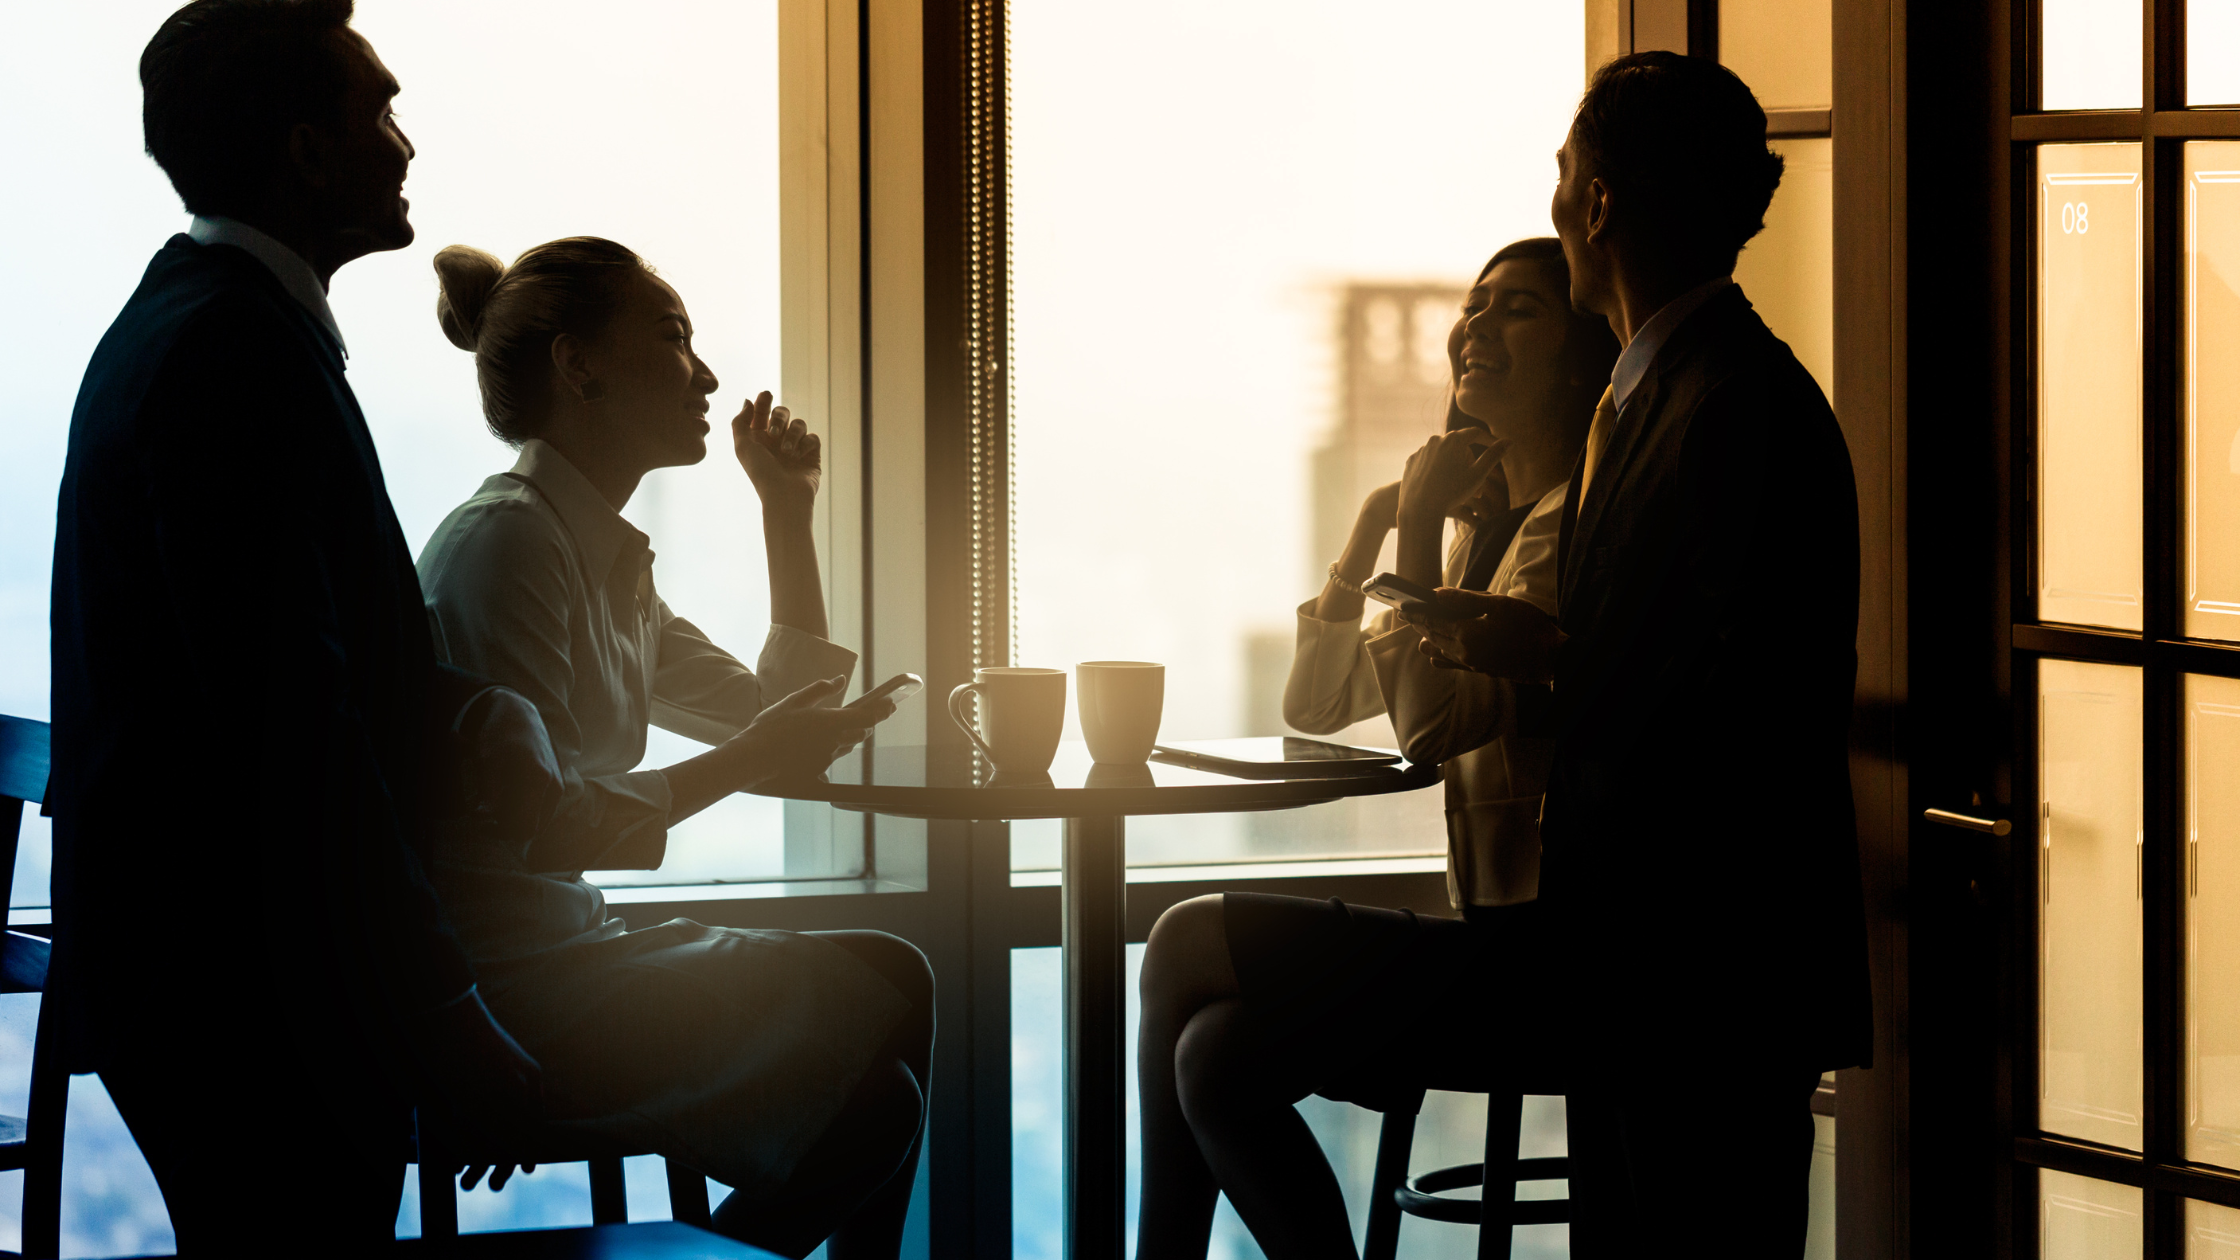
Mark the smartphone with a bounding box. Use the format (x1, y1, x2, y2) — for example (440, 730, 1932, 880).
(1362, 572, 1440, 617)
(845, 672, 925, 711)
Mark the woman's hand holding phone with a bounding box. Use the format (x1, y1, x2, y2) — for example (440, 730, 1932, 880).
(726, 676, 894, 786)
(657, 676, 898, 826)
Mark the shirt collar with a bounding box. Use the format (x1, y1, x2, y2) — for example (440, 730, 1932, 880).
(510, 439, 652, 583)
(186, 215, 347, 355)
(1609, 275, 1733, 412)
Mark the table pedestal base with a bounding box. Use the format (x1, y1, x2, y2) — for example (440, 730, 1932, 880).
(1062, 815, 1126, 1260)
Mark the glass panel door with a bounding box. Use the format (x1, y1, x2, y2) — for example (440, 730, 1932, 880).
(2040, 0, 2144, 109)
(2008, 2, 2240, 1251)
(2191, 1197, 2240, 1257)
(2186, 142, 2240, 639)
(2192, 0, 2240, 106)
(2038, 143, 2144, 631)
(2039, 658, 2145, 1150)
(2189, 674, 2240, 1167)
(2042, 1169, 2144, 1258)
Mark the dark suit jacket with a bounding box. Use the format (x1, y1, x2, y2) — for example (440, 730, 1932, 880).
(1545, 286, 1871, 1072)
(50, 236, 480, 1073)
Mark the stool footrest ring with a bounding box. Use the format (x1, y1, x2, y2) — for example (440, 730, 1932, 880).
(1396, 1158, 1573, 1226)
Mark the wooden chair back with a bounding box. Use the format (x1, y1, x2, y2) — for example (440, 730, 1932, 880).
(0, 713, 65, 1257)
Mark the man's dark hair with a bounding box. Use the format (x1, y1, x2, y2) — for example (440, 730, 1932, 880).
(1569, 51, 1785, 276)
(140, 0, 359, 217)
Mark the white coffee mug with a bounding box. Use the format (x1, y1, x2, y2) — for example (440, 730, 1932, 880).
(1076, 661, 1165, 765)
(948, 667, 1067, 774)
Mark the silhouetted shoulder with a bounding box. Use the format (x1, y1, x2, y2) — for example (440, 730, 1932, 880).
(1671, 297, 1846, 463)
(71, 238, 331, 451)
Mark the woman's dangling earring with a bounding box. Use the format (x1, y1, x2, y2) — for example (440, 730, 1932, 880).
(578, 381, 606, 403)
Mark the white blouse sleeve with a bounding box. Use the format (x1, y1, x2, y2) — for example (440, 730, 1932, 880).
(1282, 598, 1398, 735)
(420, 498, 673, 872)
(647, 603, 860, 746)
(1365, 489, 1564, 765)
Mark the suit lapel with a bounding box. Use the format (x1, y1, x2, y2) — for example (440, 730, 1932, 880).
(1558, 287, 1755, 611)
(1557, 445, 1587, 605)
(1561, 366, 1659, 608)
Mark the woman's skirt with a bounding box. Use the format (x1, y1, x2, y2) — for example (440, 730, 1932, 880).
(1222, 892, 1551, 1112)
(475, 917, 910, 1199)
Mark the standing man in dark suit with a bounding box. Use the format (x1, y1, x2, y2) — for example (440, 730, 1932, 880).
(1410, 51, 1869, 1254)
(50, 1, 551, 1248)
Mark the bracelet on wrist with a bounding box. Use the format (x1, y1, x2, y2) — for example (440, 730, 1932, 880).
(1327, 562, 1368, 597)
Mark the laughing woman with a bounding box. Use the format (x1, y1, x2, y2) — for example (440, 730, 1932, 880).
(415, 237, 925, 1260)
(1132, 237, 1617, 1260)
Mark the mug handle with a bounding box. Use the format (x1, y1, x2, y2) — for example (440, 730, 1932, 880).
(948, 682, 999, 763)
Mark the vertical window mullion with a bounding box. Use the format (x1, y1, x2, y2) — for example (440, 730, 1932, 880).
(2148, 4, 2184, 1258)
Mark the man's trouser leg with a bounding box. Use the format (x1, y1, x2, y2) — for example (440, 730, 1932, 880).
(103, 1025, 406, 1254)
(1568, 1066, 1821, 1258)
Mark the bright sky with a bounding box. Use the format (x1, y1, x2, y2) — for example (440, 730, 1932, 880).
(1013, 0, 1587, 745)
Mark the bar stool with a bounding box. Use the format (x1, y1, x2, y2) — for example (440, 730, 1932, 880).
(413, 1109, 713, 1237)
(1363, 1084, 1569, 1260)
(390, 1220, 780, 1255)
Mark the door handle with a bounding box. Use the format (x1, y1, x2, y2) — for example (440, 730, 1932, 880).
(1924, 808, 2012, 836)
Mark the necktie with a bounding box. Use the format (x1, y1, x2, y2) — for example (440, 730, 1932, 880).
(1578, 384, 1619, 504)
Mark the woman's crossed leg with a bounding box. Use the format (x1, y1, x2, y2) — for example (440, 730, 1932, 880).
(1137, 895, 1363, 1260)
(716, 930, 935, 1260)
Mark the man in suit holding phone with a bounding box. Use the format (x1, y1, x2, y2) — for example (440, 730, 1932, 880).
(50, 1, 556, 1247)
(1409, 52, 1868, 1254)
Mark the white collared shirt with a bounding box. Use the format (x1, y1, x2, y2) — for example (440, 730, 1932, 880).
(186, 214, 347, 354)
(1609, 275, 1733, 412)
(417, 439, 857, 875)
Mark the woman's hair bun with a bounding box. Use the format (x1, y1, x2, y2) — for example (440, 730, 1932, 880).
(433, 245, 506, 351)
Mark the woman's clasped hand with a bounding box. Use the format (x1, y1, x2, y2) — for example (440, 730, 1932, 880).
(733, 389, 822, 515)
(1398, 427, 1508, 536)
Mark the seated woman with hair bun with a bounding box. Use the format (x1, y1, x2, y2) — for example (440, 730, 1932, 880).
(415, 237, 926, 1260)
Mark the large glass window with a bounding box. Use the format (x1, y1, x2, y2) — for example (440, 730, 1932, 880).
(1007, 0, 1584, 875)
(1718, 0, 1831, 112)
(2, 1, 839, 901)
(349, 2, 818, 889)
(1, 1, 833, 1248)
(1733, 137, 1834, 397)
(1007, 945, 1565, 1260)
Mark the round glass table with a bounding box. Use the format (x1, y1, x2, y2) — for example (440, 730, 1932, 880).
(753, 740, 1440, 1260)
